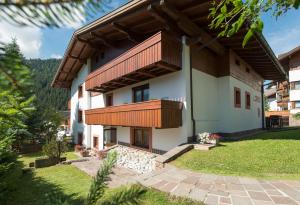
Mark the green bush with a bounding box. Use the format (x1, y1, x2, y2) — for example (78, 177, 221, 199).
(43, 138, 67, 159)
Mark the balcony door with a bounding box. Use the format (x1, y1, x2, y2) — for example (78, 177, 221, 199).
(130, 127, 152, 150)
(133, 84, 149, 103)
(104, 128, 117, 147)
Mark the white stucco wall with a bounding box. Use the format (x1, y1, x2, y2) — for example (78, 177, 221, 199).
(289, 70, 300, 82)
(290, 90, 300, 101)
(216, 76, 262, 133)
(192, 69, 262, 134)
(70, 60, 106, 149)
(268, 98, 279, 111)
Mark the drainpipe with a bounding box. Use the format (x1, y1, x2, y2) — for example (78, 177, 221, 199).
(190, 54, 196, 140)
(261, 84, 265, 129)
(183, 35, 196, 141)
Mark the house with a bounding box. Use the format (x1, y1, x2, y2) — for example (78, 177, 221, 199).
(264, 81, 289, 112)
(265, 86, 278, 111)
(52, 0, 287, 154)
(279, 46, 300, 126)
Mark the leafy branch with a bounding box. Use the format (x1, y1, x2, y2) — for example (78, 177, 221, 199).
(209, 0, 300, 46)
(0, 0, 111, 28)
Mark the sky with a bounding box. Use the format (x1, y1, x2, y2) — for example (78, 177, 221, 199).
(0, 1, 299, 59)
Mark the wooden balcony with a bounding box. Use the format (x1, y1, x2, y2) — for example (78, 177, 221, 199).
(85, 100, 183, 128)
(85, 31, 181, 93)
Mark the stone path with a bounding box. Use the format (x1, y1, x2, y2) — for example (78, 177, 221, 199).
(72, 159, 300, 205)
(138, 165, 300, 205)
(72, 157, 138, 188)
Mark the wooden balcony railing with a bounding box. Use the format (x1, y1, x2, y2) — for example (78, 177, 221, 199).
(85, 100, 183, 128)
(85, 31, 181, 93)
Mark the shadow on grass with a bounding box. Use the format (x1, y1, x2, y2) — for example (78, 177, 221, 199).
(5, 168, 85, 205)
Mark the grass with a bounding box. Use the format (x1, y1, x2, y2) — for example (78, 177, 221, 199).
(19, 151, 79, 167)
(7, 152, 203, 205)
(173, 128, 300, 179)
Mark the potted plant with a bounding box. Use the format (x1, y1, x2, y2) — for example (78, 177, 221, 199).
(209, 134, 221, 145)
(75, 144, 83, 152)
(80, 149, 89, 157)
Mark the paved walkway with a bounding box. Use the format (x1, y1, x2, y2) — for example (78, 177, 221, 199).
(72, 159, 300, 205)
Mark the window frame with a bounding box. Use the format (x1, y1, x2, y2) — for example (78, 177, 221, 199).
(130, 127, 152, 151)
(295, 101, 300, 108)
(132, 84, 149, 103)
(245, 91, 251, 109)
(93, 136, 99, 149)
(78, 132, 83, 145)
(78, 109, 83, 123)
(78, 85, 83, 98)
(234, 87, 241, 108)
(106, 93, 113, 107)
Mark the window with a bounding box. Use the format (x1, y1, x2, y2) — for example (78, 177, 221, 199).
(234, 87, 241, 108)
(245, 92, 251, 109)
(78, 85, 83, 98)
(106, 93, 113, 106)
(78, 133, 83, 145)
(133, 84, 149, 103)
(93, 136, 98, 148)
(295, 82, 300, 90)
(131, 128, 151, 149)
(104, 128, 117, 147)
(78, 109, 83, 123)
(295, 101, 300, 108)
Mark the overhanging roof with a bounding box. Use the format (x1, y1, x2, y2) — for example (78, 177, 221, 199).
(52, 0, 287, 88)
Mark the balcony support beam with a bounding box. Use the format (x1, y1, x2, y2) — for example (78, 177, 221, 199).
(90, 32, 115, 48)
(159, 0, 225, 56)
(136, 71, 156, 78)
(111, 22, 141, 43)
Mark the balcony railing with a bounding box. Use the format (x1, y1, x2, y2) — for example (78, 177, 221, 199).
(85, 31, 182, 93)
(85, 100, 183, 128)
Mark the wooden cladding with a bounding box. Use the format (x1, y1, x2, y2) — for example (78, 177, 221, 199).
(85, 100, 183, 128)
(85, 31, 181, 92)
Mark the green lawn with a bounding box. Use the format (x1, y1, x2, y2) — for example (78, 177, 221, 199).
(173, 129, 300, 179)
(19, 151, 80, 167)
(7, 153, 203, 205)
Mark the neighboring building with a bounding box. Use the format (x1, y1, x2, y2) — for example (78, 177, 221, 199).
(265, 86, 278, 111)
(279, 46, 300, 126)
(52, 0, 286, 153)
(276, 81, 290, 111)
(264, 81, 289, 111)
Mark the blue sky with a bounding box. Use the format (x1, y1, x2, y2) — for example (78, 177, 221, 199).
(0, 1, 299, 59)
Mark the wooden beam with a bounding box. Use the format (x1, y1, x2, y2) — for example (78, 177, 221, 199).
(159, 0, 225, 56)
(147, 4, 182, 37)
(136, 71, 156, 78)
(111, 22, 141, 43)
(111, 81, 127, 86)
(90, 32, 115, 48)
(122, 76, 139, 82)
(156, 62, 179, 71)
(187, 36, 203, 45)
(68, 55, 86, 64)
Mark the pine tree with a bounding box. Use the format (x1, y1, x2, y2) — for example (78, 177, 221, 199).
(0, 40, 35, 201)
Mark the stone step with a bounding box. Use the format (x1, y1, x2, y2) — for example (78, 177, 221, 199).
(155, 144, 193, 168)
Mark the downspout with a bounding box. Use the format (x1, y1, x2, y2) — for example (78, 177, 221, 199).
(261, 84, 265, 129)
(189, 44, 196, 140)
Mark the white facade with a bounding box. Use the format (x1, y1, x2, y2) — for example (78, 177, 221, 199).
(289, 70, 300, 114)
(69, 39, 263, 153)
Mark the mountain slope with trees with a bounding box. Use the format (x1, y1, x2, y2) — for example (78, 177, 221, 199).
(26, 59, 69, 111)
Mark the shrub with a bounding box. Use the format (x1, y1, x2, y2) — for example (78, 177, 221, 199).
(43, 138, 67, 160)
